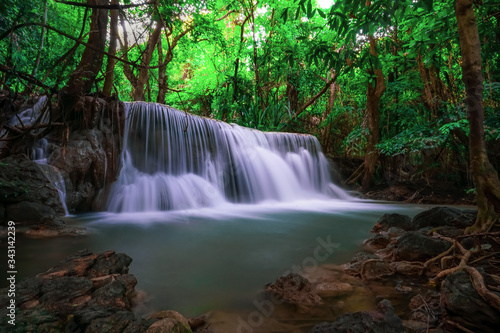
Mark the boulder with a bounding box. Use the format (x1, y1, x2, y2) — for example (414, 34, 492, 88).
(265, 273, 323, 306)
(314, 282, 354, 298)
(364, 234, 391, 250)
(48, 97, 124, 213)
(361, 260, 394, 280)
(390, 261, 422, 276)
(0, 154, 65, 224)
(442, 270, 500, 333)
(372, 213, 414, 232)
(395, 232, 451, 261)
(0, 250, 146, 332)
(412, 207, 476, 230)
(146, 310, 192, 333)
(308, 299, 405, 333)
(344, 252, 380, 276)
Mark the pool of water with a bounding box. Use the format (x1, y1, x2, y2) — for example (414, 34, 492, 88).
(3, 199, 436, 317)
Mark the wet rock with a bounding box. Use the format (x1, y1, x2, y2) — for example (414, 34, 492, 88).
(395, 232, 451, 261)
(188, 315, 207, 331)
(314, 282, 354, 298)
(0, 250, 145, 332)
(431, 226, 463, 238)
(23, 221, 88, 238)
(372, 213, 414, 232)
(390, 261, 422, 276)
(460, 237, 476, 251)
(86, 311, 141, 333)
(412, 207, 476, 230)
(265, 273, 323, 306)
(48, 97, 124, 213)
(387, 227, 406, 238)
(344, 252, 380, 276)
(404, 320, 430, 333)
(146, 310, 192, 333)
(0, 154, 65, 224)
(308, 299, 405, 333)
(364, 234, 391, 250)
(442, 270, 500, 333)
(408, 291, 441, 328)
(360, 260, 394, 280)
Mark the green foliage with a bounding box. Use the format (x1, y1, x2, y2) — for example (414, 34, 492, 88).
(1, 0, 499, 189)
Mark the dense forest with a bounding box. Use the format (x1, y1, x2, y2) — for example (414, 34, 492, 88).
(1, 0, 500, 230)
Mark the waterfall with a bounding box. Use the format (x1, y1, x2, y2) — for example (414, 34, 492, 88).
(106, 102, 350, 212)
(1, 97, 69, 215)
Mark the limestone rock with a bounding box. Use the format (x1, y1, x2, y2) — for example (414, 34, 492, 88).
(372, 213, 414, 232)
(395, 232, 451, 261)
(0, 154, 65, 224)
(412, 207, 476, 230)
(146, 310, 192, 333)
(344, 252, 380, 276)
(442, 270, 500, 333)
(308, 299, 405, 333)
(314, 282, 354, 298)
(265, 273, 323, 306)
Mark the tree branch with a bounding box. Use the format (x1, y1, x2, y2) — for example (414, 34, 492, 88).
(0, 64, 55, 92)
(55, 0, 155, 9)
(0, 23, 168, 70)
(289, 73, 338, 122)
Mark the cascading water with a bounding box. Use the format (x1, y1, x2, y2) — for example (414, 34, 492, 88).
(106, 102, 350, 212)
(1, 97, 69, 214)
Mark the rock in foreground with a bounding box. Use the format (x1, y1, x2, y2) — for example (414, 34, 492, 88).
(0, 250, 194, 333)
(308, 299, 405, 333)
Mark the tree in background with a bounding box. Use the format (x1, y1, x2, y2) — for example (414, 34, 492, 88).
(455, 0, 500, 232)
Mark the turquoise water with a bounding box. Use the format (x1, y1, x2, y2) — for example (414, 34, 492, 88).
(6, 200, 433, 317)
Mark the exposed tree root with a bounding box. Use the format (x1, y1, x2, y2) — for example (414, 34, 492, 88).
(422, 233, 500, 314)
(444, 320, 475, 333)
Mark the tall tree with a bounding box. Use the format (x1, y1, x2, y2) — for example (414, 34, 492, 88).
(362, 32, 386, 190)
(63, 0, 110, 96)
(455, 0, 500, 232)
(102, 0, 119, 97)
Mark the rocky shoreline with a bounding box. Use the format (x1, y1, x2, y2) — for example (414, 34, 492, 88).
(1, 206, 499, 333)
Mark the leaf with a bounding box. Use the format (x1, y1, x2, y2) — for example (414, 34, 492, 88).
(317, 9, 326, 18)
(281, 8, 288, 23)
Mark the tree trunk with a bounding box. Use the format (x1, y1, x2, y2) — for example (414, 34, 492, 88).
(455, 0, 500, 232)
(133, 21, 162, 101)
(250, 5, 264, 110)
(156, 38, 168, 104)
(31, 0, 48, 80)
(361, 34, 386, 191)
(63, 0, 109, 96)
(102, 0, 119, 97)
(320, 69, 336, 153)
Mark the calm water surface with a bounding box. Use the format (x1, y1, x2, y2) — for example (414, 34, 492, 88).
(4, 200, 437, 317)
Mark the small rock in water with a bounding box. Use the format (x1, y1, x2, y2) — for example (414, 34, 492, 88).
(344, 252, 380, 276)
(314, 282, 354, 298)
(265, 273, 323, 306)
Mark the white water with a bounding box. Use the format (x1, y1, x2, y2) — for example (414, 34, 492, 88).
(106, 102, 351, 212)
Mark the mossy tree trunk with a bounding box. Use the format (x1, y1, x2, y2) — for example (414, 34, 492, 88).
(362, 34, 386, 191)
(455, 0, 500, 232)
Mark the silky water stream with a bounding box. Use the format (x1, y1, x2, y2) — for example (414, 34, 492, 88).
(1, 102, 442, 329)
